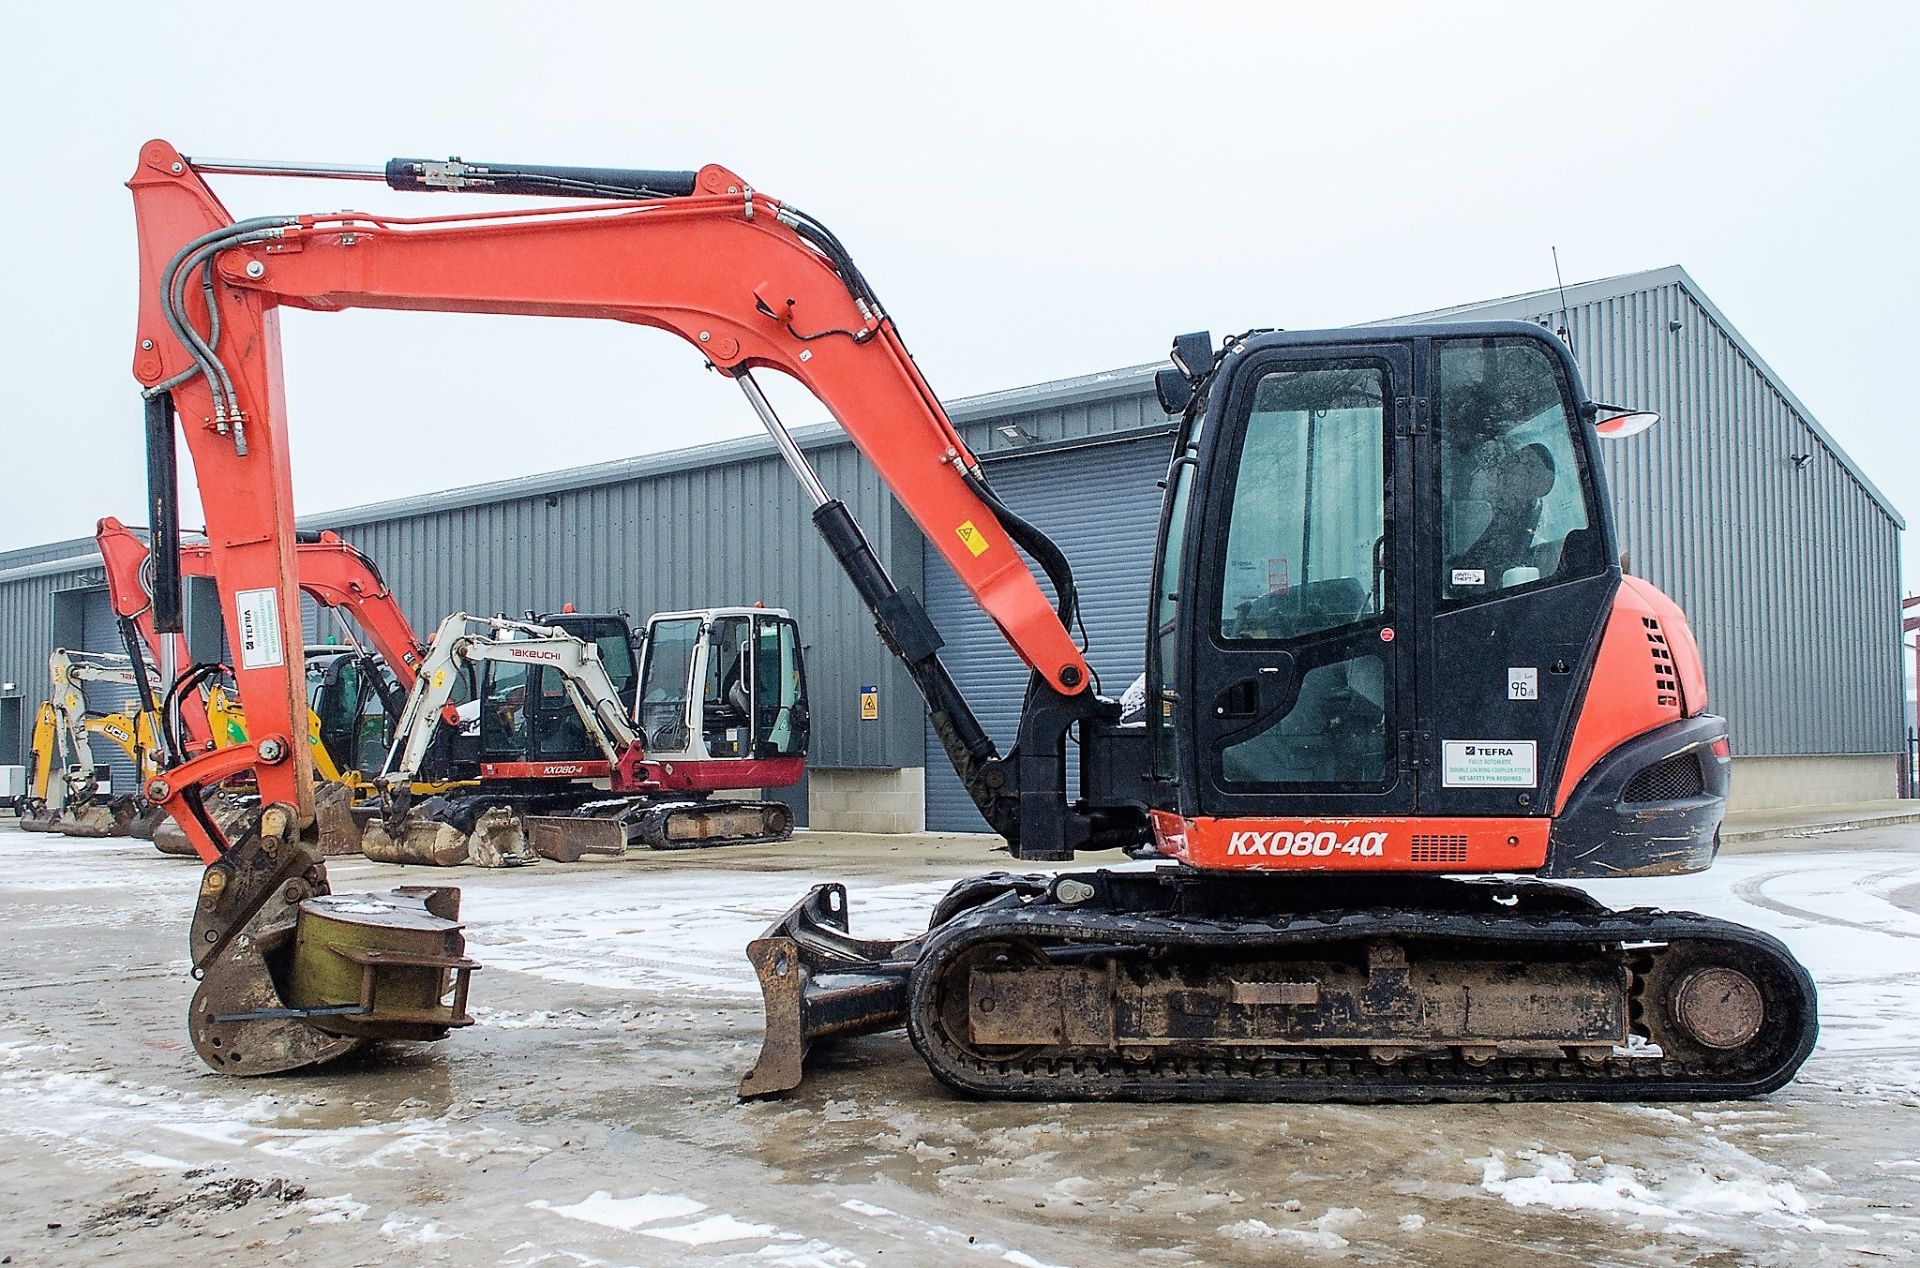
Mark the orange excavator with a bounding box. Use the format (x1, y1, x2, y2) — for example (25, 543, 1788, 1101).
(127, 142, 1815, 1098)
(96, 515, 431, 853)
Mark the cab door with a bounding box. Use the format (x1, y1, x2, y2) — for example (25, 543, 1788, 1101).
(1179, 341, 1416, 819)
(1413, 332, 1619, 816)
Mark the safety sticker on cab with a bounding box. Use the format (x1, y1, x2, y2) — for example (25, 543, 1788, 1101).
(1441, 739, 1536, 787)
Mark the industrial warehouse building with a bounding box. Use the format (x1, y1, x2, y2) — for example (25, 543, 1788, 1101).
(0, 266, 1906, 829)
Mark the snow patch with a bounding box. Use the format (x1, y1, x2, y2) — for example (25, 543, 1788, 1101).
(641, 1213, 777, 1245)
(531, 1189, 707, 1230)
(1222, 1206, 1361, 1250)
(301, 1194, 369, 1224)
(1479, 1150, 1855, 1233)
(840, 1198, 895, 1218)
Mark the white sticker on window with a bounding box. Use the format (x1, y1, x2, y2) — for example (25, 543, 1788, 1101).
(1442, 740, 1536, 787)
(1508, 667, 1539, 701)
(1451, 568, 1485, 587)
(234, 587, 285, 670)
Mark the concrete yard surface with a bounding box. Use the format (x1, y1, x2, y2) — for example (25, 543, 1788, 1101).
(1, 821, 1917, 1266)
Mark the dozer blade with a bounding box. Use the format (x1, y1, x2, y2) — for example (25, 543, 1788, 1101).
(362, 805, 535, 868)
(739, 884, 919, 1098)
(312, 781, 365, 856)
(189, 818, 478, 1076)
(526, 814, 629, 863)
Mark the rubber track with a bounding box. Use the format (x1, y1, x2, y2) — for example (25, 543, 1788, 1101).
(903, 892, 1819, 1103)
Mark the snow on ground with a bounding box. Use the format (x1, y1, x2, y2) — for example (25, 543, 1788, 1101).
(1564, 846, 1920, 1084)
(453, 870, 957, 998)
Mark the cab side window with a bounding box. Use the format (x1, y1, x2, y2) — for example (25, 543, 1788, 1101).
(1437, 338, 1601, 602)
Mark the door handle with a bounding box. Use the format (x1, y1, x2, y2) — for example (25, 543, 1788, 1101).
(1214, 679, 1260, 718)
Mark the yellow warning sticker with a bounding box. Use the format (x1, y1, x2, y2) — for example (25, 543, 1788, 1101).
(956, 520, 990, 557)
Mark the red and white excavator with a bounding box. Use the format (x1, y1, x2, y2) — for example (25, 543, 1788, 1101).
(126, 142, 1815, 1098)
(364, 605, 807, 865)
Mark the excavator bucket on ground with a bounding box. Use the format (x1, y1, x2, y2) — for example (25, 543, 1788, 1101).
(188, 822, 477, 1075)
(360, 804, 534, 868)
(311, 781, 366, 856)
(154, 793, 253, 858)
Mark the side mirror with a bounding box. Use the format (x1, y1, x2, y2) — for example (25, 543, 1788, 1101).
(1594, 409, 1660, 439)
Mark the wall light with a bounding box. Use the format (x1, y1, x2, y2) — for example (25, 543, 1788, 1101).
(996, 422, 1038, 447)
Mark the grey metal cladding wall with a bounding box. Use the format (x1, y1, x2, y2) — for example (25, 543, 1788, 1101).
(1544, 282, 1903, 756)
(326, 439, 922, 768)
(923, 431, 1174, 831)
(0, 572, 65, 765)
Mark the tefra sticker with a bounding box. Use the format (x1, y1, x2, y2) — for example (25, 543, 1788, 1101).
(234, 587, 285, 671)
(1442, 740, 1537, 787)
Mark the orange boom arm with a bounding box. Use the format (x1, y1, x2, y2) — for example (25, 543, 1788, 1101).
(129, 140, 1091, 861)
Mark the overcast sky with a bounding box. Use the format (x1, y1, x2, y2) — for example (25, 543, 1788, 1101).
(4, 1, 1915, 620)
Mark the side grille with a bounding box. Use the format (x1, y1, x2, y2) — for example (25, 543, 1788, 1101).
(1642, 616, 1680, 707)
(1621, 754, 1706, 803)
(1410, 834, 1470, 864)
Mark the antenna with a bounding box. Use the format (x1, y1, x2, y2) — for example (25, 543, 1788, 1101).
(1551, 246, 1572, 349)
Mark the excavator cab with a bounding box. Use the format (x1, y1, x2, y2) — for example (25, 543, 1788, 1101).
(1144, 322, 1727, 877)
(636, 608, 808, 768)
(309, 651, 402, 777)
(477, 612, 638, 770)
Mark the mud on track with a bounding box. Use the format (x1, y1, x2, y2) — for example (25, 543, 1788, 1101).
(1, 821, 1917, 1265)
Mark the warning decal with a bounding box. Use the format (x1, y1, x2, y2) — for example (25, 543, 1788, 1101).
(1441, 739, 1536, 788)
(234, 587, 285, 671)
(955, 520, 990, 557)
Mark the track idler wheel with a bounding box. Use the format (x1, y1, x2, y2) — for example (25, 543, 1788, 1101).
(1640, 942, 1801, 1074)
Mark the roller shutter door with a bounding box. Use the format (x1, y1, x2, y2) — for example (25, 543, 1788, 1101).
(923, 431, 1174, 832)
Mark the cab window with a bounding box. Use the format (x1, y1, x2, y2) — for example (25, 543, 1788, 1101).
(1217, 366, 1387, 641)
(1437, 337, 1601, 602)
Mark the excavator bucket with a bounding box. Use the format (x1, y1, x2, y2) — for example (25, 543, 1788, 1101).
(51, 796, 138, 839)
(17, 804, 57, 832)
(153, 793, 253, 858)
(361, 805, 535, 867)
(739, 884, 918, 1098)
(129, 804, 167, 840)
(189, 824, 478, 1076)
(312, 781, 365, 856)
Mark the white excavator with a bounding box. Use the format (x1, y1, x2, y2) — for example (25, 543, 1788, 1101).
(364, 606, 809, 866)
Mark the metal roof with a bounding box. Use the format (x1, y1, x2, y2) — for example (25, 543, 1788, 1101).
(1, 266, 1896, 575)
(1367, 265, 1903, 529)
